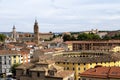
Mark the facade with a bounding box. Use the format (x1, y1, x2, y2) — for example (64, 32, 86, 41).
(112, 46, 120, 52)
(65, 40, 120, 52)
(53, 52, 120, 80)
(39, 33, 53, 40)
(80, 66, 120, 80)
(16, 60, 74, 80)
(0, 50, 21, 75)
(0, 49, 31, 75)
(20, 50, 31, 64)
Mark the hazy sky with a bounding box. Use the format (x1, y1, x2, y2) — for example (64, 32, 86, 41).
(0, 0, 120, 32)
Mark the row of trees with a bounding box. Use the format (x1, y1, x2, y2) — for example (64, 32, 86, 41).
(63, 33, 120, 41)
(63, 33, 100, 41)
(103, 34, 120, 40)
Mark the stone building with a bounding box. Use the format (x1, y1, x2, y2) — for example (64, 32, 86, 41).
(16, 60, 74, 80)
(15, 20, 53, 44)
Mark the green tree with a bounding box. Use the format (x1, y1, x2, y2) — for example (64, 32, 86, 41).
(0, 34, 6, 42)
(63, 34, 71, 41)
(11, 63, 21, 76)
(77, 33, 101, 40)
(71, 35, 76, 41)
(111, 34, 120, 39)
(103, 35, 111, 40)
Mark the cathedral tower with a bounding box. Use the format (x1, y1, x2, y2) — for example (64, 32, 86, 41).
(11, 25, 17, 41)
(34, 20, 39, 44)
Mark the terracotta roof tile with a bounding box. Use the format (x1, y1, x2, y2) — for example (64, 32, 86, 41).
(80, 66, 120, 79)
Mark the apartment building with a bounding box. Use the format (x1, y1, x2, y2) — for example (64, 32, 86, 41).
(65, 40, 120, 52)
(0, 50, 21, 75)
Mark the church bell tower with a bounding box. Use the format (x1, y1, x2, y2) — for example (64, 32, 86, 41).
(34, 20, 39, 44)
(11, 25, 17, 41)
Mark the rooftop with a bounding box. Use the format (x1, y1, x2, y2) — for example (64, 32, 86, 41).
(65, 40, 120, 44)
(80, 66, 120, 79)
(0, 50, 21, 55)
(53, 52, 120, 64)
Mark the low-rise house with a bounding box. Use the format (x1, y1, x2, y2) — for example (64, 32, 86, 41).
(16, 60, 74, 80)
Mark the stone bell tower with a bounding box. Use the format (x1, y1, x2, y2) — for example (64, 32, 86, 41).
(11, 25, 17, 41)
(34, 20, 39, 44)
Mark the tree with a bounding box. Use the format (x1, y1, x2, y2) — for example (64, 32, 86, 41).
(71, 35, 76, 41)
(63, 34, 71, 41)
(11, 63, 21, 76)
(0, 34, 6, 42)
(111, 34, 120, 39)
(77, 33, 101, 40)
(103, 35, 111, 40)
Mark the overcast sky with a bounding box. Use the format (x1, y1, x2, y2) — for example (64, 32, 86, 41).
(0, 0, 120, 32)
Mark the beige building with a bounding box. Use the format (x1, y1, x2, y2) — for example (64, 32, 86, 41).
(16, 60, 74, 80)
(53, 52, 120, 80)
(112, 46, 120, 52)
(65, 40, 120, 52)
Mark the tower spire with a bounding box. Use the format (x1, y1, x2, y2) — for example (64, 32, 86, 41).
(13, 25, 16, 29)
(35, 19, 37, 23)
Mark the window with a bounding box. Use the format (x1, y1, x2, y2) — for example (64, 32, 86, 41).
(37, 72, 40, 77)
(13, 56, 16, 58)
(67, 67, 69, 70)
(4, 56, 6, 60)
(4, 61, 6, 65)
(78, 67, 80, 70)
(82, 78, 86, 80)
(0, 57, 1, 60)
(9, 60, 11, 65)
(73, 68, 75, 70)
(84, 68, 86, 70)
(14, 60, 16, 63)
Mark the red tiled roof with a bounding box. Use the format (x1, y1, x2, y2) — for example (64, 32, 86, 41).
(25, 42, 36, 45)
(0, 50, 21, 55)
(80, 66, 120, 79)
